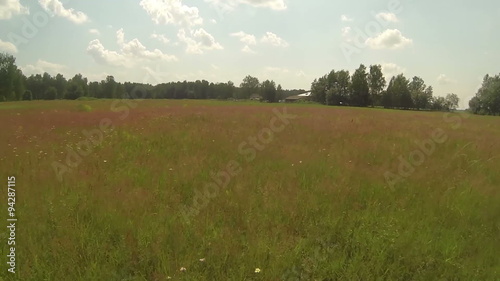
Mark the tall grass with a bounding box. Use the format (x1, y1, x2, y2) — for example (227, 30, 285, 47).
(0, 100, 498, 280)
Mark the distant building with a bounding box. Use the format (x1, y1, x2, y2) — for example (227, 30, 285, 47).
(285, 91, 312, 103)
(249, 94, 262, 101)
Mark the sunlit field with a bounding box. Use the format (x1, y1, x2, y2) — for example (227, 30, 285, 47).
(0, 100, 499, 280)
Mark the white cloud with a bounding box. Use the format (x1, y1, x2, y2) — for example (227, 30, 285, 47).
(87, 40, 128, 66)
(21, 59, 66, 76)
(296, 70, 306, 77)
(239, 0, 286, 10)
(241, 45, 256, 53)
(205, 0, 286, 11)
(230, 31, 257, 45)
(437, 74, 456, 85)
(84, 72, 111, 82)
(261, 32, 289, 47)
(87, 29, 178, 67)
(265, 66, 290, 73)
(0, 39, 18, 53)
(89, 29, 100, 36)
(117, 29, 178, 61)
(381, 62, 405, 77)
(341, 26, 352, 41)
(340, 14, 353, 22)
(376, 12, 398, 23)
(177, 28, 223, 54)
(151, 33, 170, 45)
(38, 0, 88, 24)
(140, 0, 203, 27)
(210, 18, 217, 24)
(0, 0, 29, 20)
(365, 29, 412, 50)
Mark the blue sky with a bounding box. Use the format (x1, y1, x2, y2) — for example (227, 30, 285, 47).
(1, 0, 499, 108)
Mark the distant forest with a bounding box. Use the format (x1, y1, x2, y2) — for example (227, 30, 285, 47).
(1, 53, 499, 115)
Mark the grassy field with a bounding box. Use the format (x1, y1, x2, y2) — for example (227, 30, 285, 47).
(0, 99, 499, 280)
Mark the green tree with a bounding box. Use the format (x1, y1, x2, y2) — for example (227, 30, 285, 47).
(420, 86, 434, 110)
(445, 93, 459, 111)
(261, 80, 277, 102)
(26, 74, 43, 100)
(22, 90, 33, 101)
(431, 96, 446, 111)
(0, 53, 24, 101)
(368, 64, 386, 106)
(68, 74, 88, 98)
(382, 77, 395, 108)
(468, 96, 481, 114)
(409, 76, 426, 110)
(88, 81, 102, 98)
(469, 74, 500, 115)
(45, 86, 58, 100)
(240, 75, 260, 99)
(276, 84, 284, 101)
(350, 64, 370, 106)
(65, 82, 84, 100)
(311, 76, 328, 104)
(55, 74, 67, 99)
(336, 70, 351, 104)
(384, 74, 411, 109)
(102, 75, 117, 98)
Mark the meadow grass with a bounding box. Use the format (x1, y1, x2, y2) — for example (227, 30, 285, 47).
(0, 100, 498, 280)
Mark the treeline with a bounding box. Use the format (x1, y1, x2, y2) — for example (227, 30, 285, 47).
(2, 52, 499, 115)
(468, 74, 500, 116)
(0, 53, 301, 102)
(310, 64, 460, 111)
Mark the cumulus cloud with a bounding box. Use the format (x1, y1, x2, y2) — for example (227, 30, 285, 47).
(87, 29, 178, 67)
(261, 32, 289, 47)
(21, 59, 66, 76)
(140, 0, 203, 27)
(340, 14, 353, 22)
(365, 29, 412, 49)
(205, 0, 286, 11)
(341, 26, 352, 41)
(0, 0, 29, 20)
(151, 33, 170, 45)
(0, 39, 18, 54)
(118, 29, 178, 60)
(296, 70, 306, 77)
(242, 45, 256, 53)
(239, 0, 286, 10)
(437, 74, 456, 85)
(230, 31, 257, 45)
(381, 62, 406, 77)
(38, 0, 88, 24)
(89, 29, 100, 35)
(376, 12, 398, 23)
(86, 40, 128, 66)
(177, 28, 223, 54)
(231, 31, 287, 52)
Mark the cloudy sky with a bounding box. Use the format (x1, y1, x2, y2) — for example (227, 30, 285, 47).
(1, 0, 499, 108)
